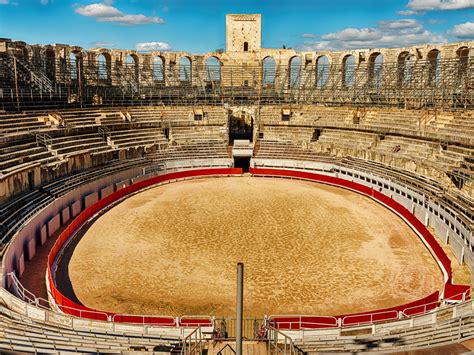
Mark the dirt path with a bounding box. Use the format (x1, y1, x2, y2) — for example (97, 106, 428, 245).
(67, 176, 443, 317)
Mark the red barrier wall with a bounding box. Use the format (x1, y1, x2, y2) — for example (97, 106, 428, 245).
(47, 168, 242, 325)
(271, 291, 440, 330)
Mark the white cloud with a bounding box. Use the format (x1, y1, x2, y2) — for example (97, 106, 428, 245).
(407, 0, 474, 11)
(135, 41, 171, 51)
(91, 41, 115, 48)
(451, 22, 474, 39)
(75, 3, 121, 17)
(397, 9, 419, 15)
(0, 0, 9, 5)
(75, 2, 164, 25)
(40, 0, 48, 5)
(425, 18, 446, 24)
(299, 19, 446, 51)
(378, 19, 420, 30)
(302, 33, 316, 38)
(322, 28, 381, 41)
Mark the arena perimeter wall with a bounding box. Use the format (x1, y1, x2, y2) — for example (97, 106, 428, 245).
(46, 167, 470, 328)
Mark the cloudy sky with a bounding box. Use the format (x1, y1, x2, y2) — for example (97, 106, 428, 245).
(0, 0, 473, 53)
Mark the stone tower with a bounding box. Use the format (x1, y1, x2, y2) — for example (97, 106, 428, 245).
(226, 14, 262, 53)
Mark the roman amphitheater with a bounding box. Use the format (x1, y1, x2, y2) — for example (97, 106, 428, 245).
(0, 13, 473, 354)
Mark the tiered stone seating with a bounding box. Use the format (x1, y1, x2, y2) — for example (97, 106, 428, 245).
(254, 140, 330, 161)
(128, 106, 193, 124)
(60, 110, 103, 127)
(0, 305, 182, 354)
(0, 141, 57, 176)
(128, 106, 227, 126)
(262, 126, 314, 142)
(204, 107, 228, 124)
(372, 136, 438, 161)
(341, 156, 444, 197)
(298, 106, 354, 126)
(294, 309, 474, 353)
(0, 158, 147, 249)
(312, 129, 377, 156)
(440, 111, 474, 139)
(107, 127, 168, 149)
(151, 141, 230, 162)
(436, 145, 473, 170)
(49, 133, 112, 157)
(171, 125, 226, 143)
(361, 109, 420, 133)
(258, 105, 354, 126)
(0, 112, 50, 135)
(98, 111, 125, 125)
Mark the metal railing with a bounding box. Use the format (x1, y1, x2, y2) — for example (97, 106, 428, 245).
(13, 55, 54, 93)
(181, 327, 204, 355)
(98, 125, 111, 140)
(267, 315, 339, 329)
(267, 326, 305, 355)
(35, 132, 53, 148)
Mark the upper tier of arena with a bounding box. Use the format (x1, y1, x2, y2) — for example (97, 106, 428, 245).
(0, 14, 473, 110)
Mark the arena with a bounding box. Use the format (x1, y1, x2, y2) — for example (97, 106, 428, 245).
(66, 176, 442, 317)
(0, 8, 473, 355)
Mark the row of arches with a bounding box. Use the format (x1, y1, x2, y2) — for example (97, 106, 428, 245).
(14, 43, 473, 88)
(261, 46, 471, 89)
(69, 53, 223, 83)
(263, 53, 381, 88)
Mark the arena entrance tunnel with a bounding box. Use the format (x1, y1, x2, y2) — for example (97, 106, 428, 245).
(45, 167, 470, 328)
(234, 157, 250, 172)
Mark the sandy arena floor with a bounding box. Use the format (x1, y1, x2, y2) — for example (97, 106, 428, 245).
(68, 176, 443, 317)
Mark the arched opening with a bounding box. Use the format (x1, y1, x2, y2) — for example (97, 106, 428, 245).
(153, 56, 165, 82)
(44, 48, 55, 80)
(262, 56, 276, 88)
(368, 52, 383, 88)
(243, 42, 249, 52)
(402, 53, 415, 87)
(457, 46, 470, 81)
(398, 51, 410, 85)
(69, 52, 79, 80)
(457, 46, 469, 62)
(180, 57, 192, 84)
(205, 56, 221, 84)
(343, 54, 356, 88)
(316, 55, 329, 88)
(98, 53, 111, 81)
(289, 56, 302, 88)
(427, 49, 441, 86)
(126, 54, 139, 83)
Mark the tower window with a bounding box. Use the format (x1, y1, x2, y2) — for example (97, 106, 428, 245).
(243, 42, 249, 52)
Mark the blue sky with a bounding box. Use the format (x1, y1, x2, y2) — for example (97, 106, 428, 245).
(0, 0, 473, 53)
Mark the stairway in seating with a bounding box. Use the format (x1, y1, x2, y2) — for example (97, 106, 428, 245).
(253, 140, 261, 156)
(232, 140, 254, 158)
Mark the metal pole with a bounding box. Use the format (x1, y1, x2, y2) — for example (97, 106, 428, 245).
(236, 262, 244, 355)
(78, 58, 83, 108)
(13, 56, 20, 111)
